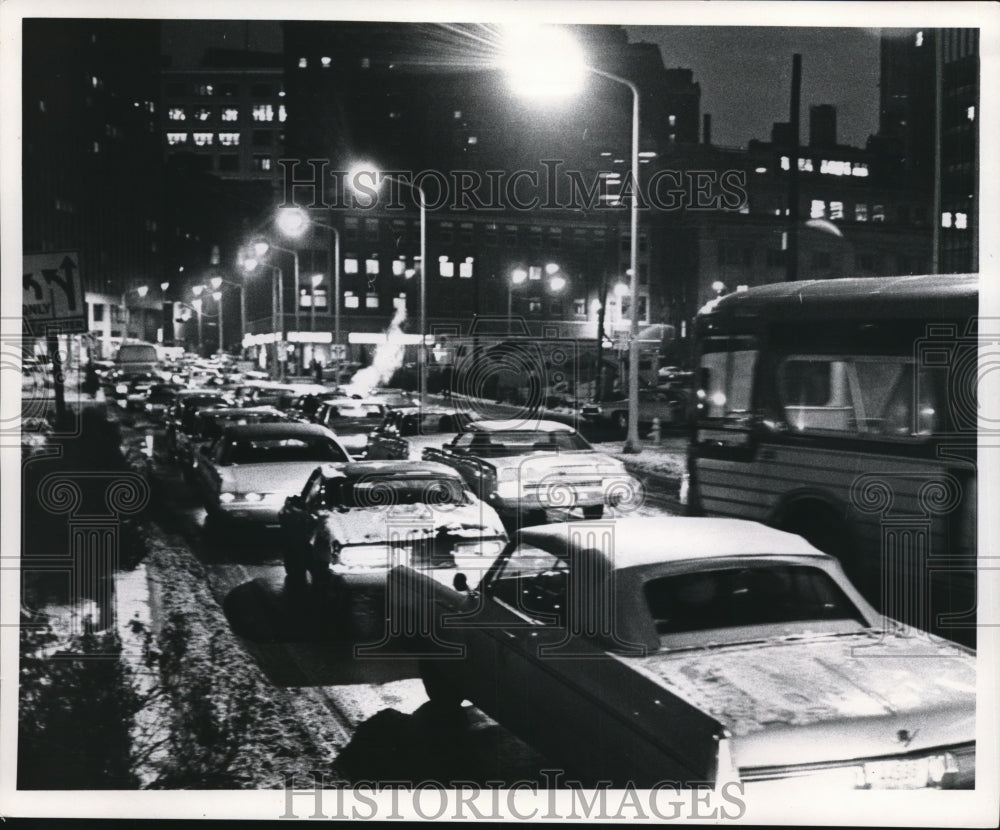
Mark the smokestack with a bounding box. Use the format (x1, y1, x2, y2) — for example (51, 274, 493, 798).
(702, 113, 712, 145)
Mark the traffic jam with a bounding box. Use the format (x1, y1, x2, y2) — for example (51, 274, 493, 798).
(103, 280, 977, 796)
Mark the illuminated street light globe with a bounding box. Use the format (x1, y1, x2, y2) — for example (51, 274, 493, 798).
(192, 285, 204, 297)
(501, 24, 587, 100)
(210, 276, 223, 290)
(347, 161, 381, 194)
(545, 263, 560, 275)
(136, 285, 149, 298)
(549, 275, 567, 292)
(613, 282, 630, 298)
(276, 207, 310, 239)
(253, 240, 270, 258)
(311, 273, 324, 288)
(511, 268, 528, 285)
(242, 257, 258, 273)
(212, 291, 222, 302)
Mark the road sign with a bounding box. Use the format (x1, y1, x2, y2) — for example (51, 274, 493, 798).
(22, 251, 87, 334)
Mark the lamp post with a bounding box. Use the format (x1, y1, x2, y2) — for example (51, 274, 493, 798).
(502, 25, 642, 452)
(191, 284, 205, 354)
(348, 166, 428, 403)
(310, 273, 323, 363)
(277, 207, 341, 384)
(508, 268, 528, 333)
(241, 245, 285, 381)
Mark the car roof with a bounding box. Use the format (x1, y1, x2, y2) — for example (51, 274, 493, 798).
(314, 459, 464, 480)
(220, 422, 334, 438)
(517, 517, 825, 571)
(468, 419, 575, 433)
(200, 406, 283, 418)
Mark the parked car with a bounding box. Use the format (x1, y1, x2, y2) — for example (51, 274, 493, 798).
(165, 390, 234, 457)
(278, 460, 507, 590)
(581, 387, 690, 435)
(175, 405, 288, 482)
(192, 422, 352, 528)
(109, 371, 162, 410)
(423, 419, 630, 524)
(141, 383, 183, 421)
(389, 516, 976, 791)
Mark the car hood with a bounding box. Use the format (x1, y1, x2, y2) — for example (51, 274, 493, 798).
(319, 500, 505, 547)
(631, 632, 976, 769)
(219, 461, 334, 495)
(489, 451, 623, 475)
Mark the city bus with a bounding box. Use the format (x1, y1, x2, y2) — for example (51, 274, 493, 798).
(686, 274, 979, 645)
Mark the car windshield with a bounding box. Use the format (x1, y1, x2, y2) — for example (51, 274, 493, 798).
(458, 430, 590, 456)
(644, 564, 867, 639)
(323, 475, 467, 508)
(226, 435, 349, 465)
(199, 412, 284, 439)
(147, 387, 176, 402)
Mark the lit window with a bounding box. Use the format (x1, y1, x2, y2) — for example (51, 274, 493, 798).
(851, 163, 869, 177)
(365, 293, 379, 309)
(388, 111, 401, 120)
(574, 299, 586, 315)
(193, 132, 213, 146)
(467, 136, 478, 145)
(278, 105, 287, 123)
(253, 155, 271, 171)
(360, 57, 370, 69)
(344, 291, 359, 308)
(218, 132, 240, 146)
(855, 203, 868, 222)
(167, 132, 188, 146)
(797, 157, 813, 172)
(916, 31, 924, 47)
(344, 258, 359, 274)
(780, 156, 790, 171)
(830, 201, 844, 220)
(194, 107, 211, 121)
(252, 104, 274, 122)
(91, 76, 100, 89)
(93, 141, 100, 153)
(198, 84, 214, 96)
(810, 200, 826, 219)
(967, 105, 976, 122)
(459, 258, 474, 278)
(39, 99, 46, 112)
(392, 259, 406, 276)
(221, 108, 239, 121)
(168, 107, 186, 121)
(321, 56, 332, 68)
(439, 257, 454, 278)
(529, 265, 541, 280)
(146, 101, 155, 114)
(298, 57, 308, 69)
(820, 159, 850, 176)
(454, 110, 462, 119)
(955, 212, 968, 229)
(365, 258, 379, 275)
(393, 294, 407, 311)
(872, 205, 885, 223)
(528, 299, 542, 313)
(668, 114, 676, 126)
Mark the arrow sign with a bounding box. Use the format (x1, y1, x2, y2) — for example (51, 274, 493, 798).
(23, 251, 87, 334)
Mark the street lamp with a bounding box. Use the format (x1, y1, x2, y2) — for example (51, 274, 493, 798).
(502, 24, 643, 452)
(277, 206, 341, 384)
(508, 268, 528, 333)
(242, 246, 286, 381)
(350, 166, 428, 403)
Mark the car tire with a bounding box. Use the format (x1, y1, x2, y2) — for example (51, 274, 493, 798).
(583, 505, 604, 520)
(613, 411, 628, 435)
(419, 659, 464, 708)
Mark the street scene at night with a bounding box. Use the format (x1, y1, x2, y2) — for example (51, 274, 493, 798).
(3, 3, 998, 824)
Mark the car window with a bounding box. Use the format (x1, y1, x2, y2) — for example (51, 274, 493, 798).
(226, 436, 349, 465)
(488, 543, 567, 625)
(458, 430, 589, 456)
(643, 564, 867, 638)
(323, 475, 466, 509)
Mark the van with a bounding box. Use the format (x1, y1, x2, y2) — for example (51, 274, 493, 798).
(114, 340, 161, 376)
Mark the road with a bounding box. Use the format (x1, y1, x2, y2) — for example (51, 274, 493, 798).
(124, 408, 683, 784)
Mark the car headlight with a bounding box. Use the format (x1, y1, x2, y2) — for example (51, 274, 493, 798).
(243, 492, 263, 503)
(219, 492, 236, 504)
(115, 384, 129, 394)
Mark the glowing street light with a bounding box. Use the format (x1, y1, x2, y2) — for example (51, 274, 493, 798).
(502, 24, 643, 452)
(548, 274, 567, 293)
(507, 267, 529, 333)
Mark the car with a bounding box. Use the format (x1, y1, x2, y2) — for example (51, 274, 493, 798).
(423, 419, 630, 524)
(364, 407, 471, 461)
(192, 422, 352, 528)
(110, 371, 163, 410)
(581, 386, 690, 435)
(141, 383, 183, 421)
(175, 405, 288, 482)
(164, 390, 234, 457)
(389, 516, 976, 791)
(278, 460, 507, 591)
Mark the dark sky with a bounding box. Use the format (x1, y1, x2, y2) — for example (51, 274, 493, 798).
(161, 20, 881, 149)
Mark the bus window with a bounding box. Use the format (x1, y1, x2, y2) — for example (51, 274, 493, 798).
(779, 355, 939, 438)
(697, 340, 757, 427)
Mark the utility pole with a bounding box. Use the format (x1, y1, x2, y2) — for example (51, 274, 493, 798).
(786, 53, 802, 282)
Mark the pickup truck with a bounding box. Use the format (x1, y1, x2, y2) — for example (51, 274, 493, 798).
(387, 516, 976, 791)
(422, 419, 630, 524)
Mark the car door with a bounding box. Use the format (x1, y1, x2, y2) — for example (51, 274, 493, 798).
(193, 435, 226, 505)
